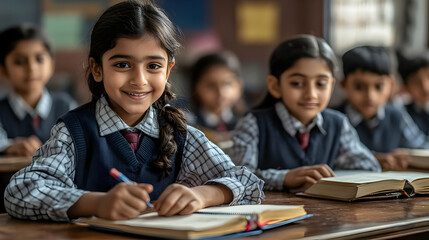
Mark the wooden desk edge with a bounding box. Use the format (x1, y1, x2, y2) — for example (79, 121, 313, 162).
(299, 216, 429, 240)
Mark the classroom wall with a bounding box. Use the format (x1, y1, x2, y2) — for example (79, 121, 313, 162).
(0, 0, 427, 107)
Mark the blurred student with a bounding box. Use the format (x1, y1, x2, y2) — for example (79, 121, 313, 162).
(188, 51, 245, 143)
(0, 24, 75, 156)
(397, 51, 429, 135)
(4, 1, 263, 222)
(337, 46, 429, 171)
(228, 35, 380, 192)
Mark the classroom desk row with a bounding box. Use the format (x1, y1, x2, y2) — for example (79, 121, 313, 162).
(0, 156, 429, 239)
(0, 191, 428, 240)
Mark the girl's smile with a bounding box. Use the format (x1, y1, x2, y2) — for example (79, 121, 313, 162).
(122, 90, 152, 100)
(90, 34, 174, 126)
(268, 57, 334, 125)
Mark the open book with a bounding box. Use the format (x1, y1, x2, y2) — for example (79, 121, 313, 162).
(299, 171, 429, 201)
(397, 148, 429, 169)
(78, 204, 311, 239)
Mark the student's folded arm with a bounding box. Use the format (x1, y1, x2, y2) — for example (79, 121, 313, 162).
(255, 168, 290, 191)
(334, 117, 381, 172)
(175, 126, 264, 205)
(4, 122, 88, 222)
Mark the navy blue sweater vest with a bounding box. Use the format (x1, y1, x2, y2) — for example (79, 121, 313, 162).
(0, 93, 72, 143)
(59, 102, 185, 200)
(336, 104, 402, 153)
(252, 107, 343, 170)
(406, 103, 429, 135)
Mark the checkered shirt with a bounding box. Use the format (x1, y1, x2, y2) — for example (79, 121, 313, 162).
(227, 102, 381, 191)
(4, 97, 264, 221)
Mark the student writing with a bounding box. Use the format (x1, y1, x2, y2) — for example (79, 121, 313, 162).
(397, 50, 429, 135)
(228, 35, 380, 192)
(4, 0, 264, 222)
(337, 46, 429, 170)
(0, 24, 76, 156)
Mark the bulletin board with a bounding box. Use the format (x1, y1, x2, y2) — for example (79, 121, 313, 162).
(236, 1, 280, 45)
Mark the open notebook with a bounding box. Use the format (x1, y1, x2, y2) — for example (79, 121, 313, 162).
(78, 204, 312, 239)
(299, 171, 429, 201)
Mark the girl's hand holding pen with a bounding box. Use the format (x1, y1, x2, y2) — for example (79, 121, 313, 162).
(110, 168, 154, 208)
(96, 168, 153, 220)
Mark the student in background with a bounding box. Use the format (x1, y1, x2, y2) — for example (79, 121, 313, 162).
(338, 46, 429, 170)
(188, 51, 245, 143)
(397, 51, 429, 135)
(0, 24, 76, 156)
(228, 35, 380, 192)
(5, 0, 263, 222)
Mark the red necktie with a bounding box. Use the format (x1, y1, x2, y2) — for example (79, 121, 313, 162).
(33, 115, 40, 129)
(121, 131, 139, 153)
(297, 132, 310, 151)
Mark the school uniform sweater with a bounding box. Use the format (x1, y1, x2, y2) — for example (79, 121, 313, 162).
(0, 91, 73, 143)
(252, 107, 342, 170)
(4, 97, 264, 221)
(60, 102, 185, 199)
(337, 103, 429, 153)
(228, 102, 380, 191)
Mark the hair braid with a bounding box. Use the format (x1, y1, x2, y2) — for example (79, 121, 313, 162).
(152, 82, 187, 179)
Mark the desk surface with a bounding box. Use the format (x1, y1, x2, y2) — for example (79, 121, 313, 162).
(0, 156, 32, 172)
(0, 192, 429, 240)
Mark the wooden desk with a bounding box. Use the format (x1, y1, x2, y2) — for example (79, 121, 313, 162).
(0, 156, 32, 172)
(0, 156, 32, 213)
(0, 192, 429, 240)
(255, 192, 429, 240)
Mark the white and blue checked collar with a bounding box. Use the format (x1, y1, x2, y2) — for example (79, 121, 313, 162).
(274, 101, 326, 136)
(96, 96, 160, 138)
(345, 103, 385, 127)
(7, 89, 52, 120)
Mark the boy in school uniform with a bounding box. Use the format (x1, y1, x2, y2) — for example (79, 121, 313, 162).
(338, 45, 429, 170)
(0, 24, 76, 156)
(228, 35, 380, 192)
(397, 51, 429, 135)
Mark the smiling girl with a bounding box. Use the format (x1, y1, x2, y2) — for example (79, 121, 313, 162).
(4, 0, 263, 222)
(228, 35, 380, 192)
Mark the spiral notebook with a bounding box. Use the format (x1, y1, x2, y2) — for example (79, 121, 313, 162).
(78, 204, 312, 240)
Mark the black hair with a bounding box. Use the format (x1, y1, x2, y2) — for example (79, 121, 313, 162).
(256, 34, 338, 109)
(190, 51, 242, 108)
(87, 0, 186, 179)
(342, 45, 394, 79)
(396, 50, 429, 84)
(0, 23, 53, 67)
